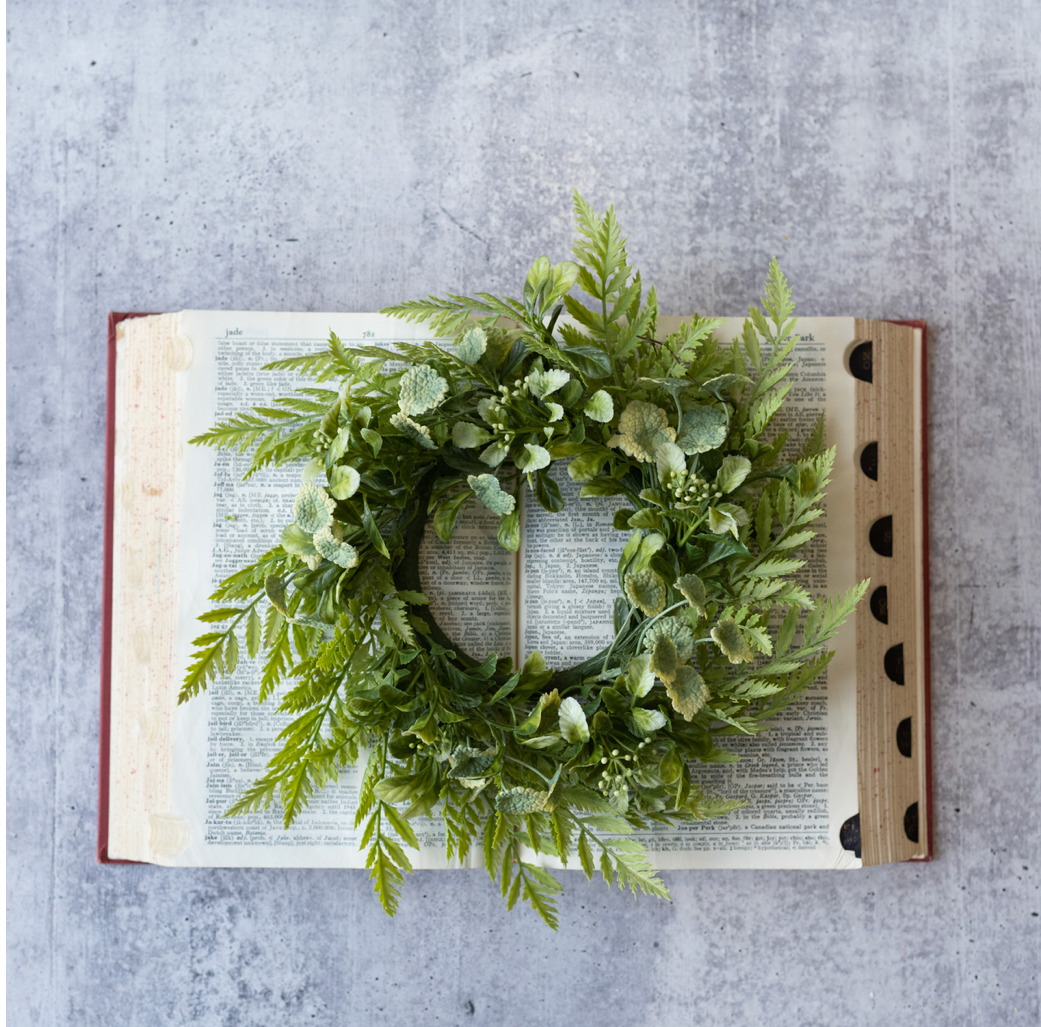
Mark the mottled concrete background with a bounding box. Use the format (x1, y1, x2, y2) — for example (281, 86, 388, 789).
(8, 1, 1040, 1024)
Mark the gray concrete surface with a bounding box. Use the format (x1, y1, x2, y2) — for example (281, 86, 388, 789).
(7, 1, 1040, 1024)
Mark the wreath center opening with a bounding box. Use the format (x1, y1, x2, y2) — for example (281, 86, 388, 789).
(415, 462, 629, 674)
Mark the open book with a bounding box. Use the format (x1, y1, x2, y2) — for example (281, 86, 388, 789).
(100, 310, 931, 870)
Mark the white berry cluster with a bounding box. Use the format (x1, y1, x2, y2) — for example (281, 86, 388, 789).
(668, 471, 723, 506)
(596, 741, 653, 801)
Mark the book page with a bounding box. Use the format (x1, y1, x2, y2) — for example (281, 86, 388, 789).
(632, 317, 860, 868)
(418, 506, 516, 664)
(159, 312, 496, 867)
(517, 318, 861, 870)
(518, 463, 628, 668)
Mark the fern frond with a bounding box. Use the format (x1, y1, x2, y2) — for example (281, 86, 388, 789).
(224, 775, 279, 817)
(212, 547, 294, 601)
(381, 293, 524, 337)
(188, 412, 284, 453)
(797, 411, 828, 460)
(517, 861, 563, 930)
(261, 350, 335, 377)
(763, 257, 797, 344)
(366, 825, 408, 917)
(586, 833, 670, 900)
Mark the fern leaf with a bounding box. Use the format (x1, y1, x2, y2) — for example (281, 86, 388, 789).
(746, 558, 806, 579)
(577, 831, 596, 880)
(519, 862, 562, 930)
(261, 350, 335, 377)
(797, 411, 828, 460)
(383, 803, 420, 851)
(178, 630, 233, 702)
(368, 838, 406, 917)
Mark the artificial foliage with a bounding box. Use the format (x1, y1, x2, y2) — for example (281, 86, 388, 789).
(180, 196, 866, 928)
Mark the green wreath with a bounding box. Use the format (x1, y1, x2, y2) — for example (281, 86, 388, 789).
(181, 195, 866, 928)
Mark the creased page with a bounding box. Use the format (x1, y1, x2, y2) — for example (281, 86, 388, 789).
(167, 312, 460, 868)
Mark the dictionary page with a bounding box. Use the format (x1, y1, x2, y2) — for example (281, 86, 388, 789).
(641, 317, 860, 869)
(116, 310, 498, 867)
(518, 462, 628, 668)
(519, 318, 861, 870)
(418, 504, 516, 665)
